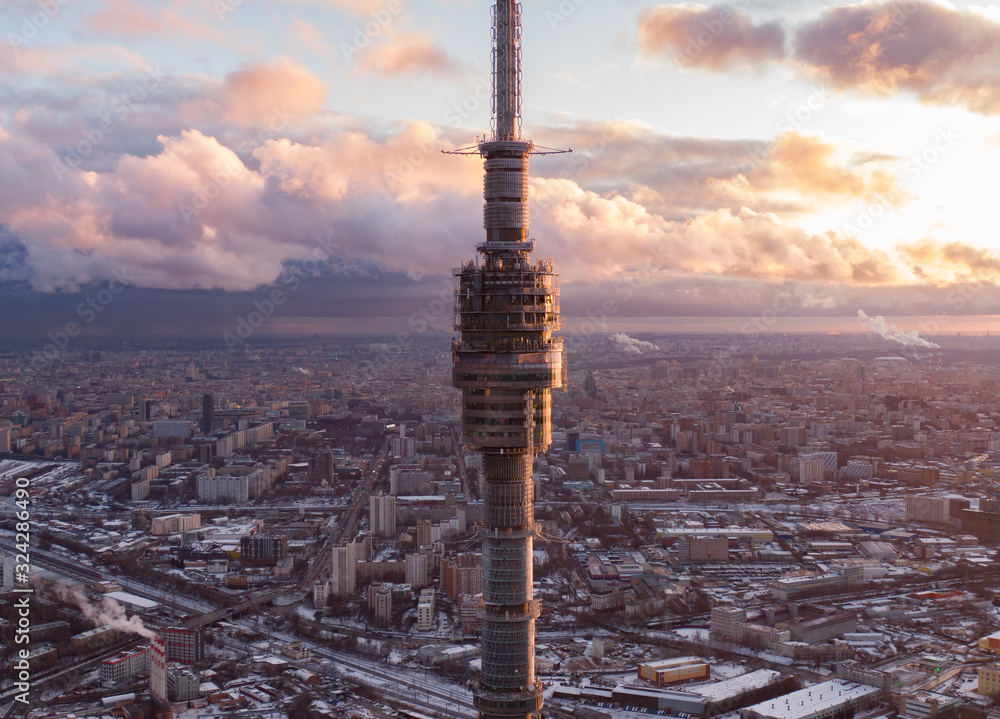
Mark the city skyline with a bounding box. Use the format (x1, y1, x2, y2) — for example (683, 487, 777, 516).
(3, 0, 1000, 342)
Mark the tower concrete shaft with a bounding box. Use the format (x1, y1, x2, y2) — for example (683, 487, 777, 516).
(452, 2, 562, 719)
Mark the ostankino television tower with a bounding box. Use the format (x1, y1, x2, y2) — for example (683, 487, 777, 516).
(449, 1, 566, 718)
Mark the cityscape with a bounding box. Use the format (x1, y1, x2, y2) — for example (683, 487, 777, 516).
(8, 332, 1000, 719)
(4, 1, 1000, 719)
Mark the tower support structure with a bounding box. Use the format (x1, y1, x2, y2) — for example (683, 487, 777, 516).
(450, 1, 565, 718)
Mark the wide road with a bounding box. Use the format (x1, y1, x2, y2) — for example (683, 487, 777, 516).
(299, 438, 391, 591)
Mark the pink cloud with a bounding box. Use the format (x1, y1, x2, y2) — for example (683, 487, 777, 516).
(357, 33, 462, 75)
(638, 4, 785, 70)
(181, 58, 328, 126)
(793, 1, 1000, 114)
(84, 0, 227, 42)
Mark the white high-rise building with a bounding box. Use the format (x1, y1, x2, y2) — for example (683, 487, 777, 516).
(330, 542, 357, 597)
(370, 492, 396, 537)
(405, 552, 429, 589)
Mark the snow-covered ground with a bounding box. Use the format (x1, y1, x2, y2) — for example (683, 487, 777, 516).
(711, 661, 749, 679)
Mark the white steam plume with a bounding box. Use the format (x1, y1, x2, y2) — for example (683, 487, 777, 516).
(609, 332, 659, 354)
(44, 582, 157, 639)
(857, 310, 940, 348)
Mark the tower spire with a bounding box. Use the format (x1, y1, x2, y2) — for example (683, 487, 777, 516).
(492, 0, 522, 141)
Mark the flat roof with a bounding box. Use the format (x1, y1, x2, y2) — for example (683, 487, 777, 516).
(105, 591, 160, 610)
(693, 670, 782, 702)
(642, 657, 707, 670)
(744, 680, 880, 719)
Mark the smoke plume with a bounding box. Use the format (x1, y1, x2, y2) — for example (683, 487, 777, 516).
(609, 332, 659, 354)
(857, 310, 939, 348)
(43, 582, 157, 639)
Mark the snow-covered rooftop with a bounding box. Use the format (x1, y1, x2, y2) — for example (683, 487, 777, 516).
(743, 680, 880, 719)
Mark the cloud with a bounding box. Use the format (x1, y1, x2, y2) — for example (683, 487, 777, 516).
(857, 309, 939, 347)
(357, 33, 462, 75)
(0, 54, 991, 303)
(292, 17, 330, 55)
(537, 124, 906, 222)
(638, 4, 786, 70)
(531, 177, 898, 284)
(793, 1, 1000, 115)
(707, 131, 906, 214)
(636, 2, 1000, 115)
(802, 293, 837, 309)
(0, 111, 918, 295)
(0, 119, 483, 291)
(900, 240, 1000, 283)
(293, 0, 394, 16)
(215, 58, 327, 125)
(0, 42, 150, 79)
(84, 0, 226, 42)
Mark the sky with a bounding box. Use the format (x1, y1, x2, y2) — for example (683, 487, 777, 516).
(2, 0, 1000, 339)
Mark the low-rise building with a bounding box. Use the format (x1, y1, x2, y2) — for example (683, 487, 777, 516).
(741, 680, 882, 719)
(637, 657, 710, 687)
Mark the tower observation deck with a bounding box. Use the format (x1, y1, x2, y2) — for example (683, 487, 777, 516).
(450, 1, 565, 719)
